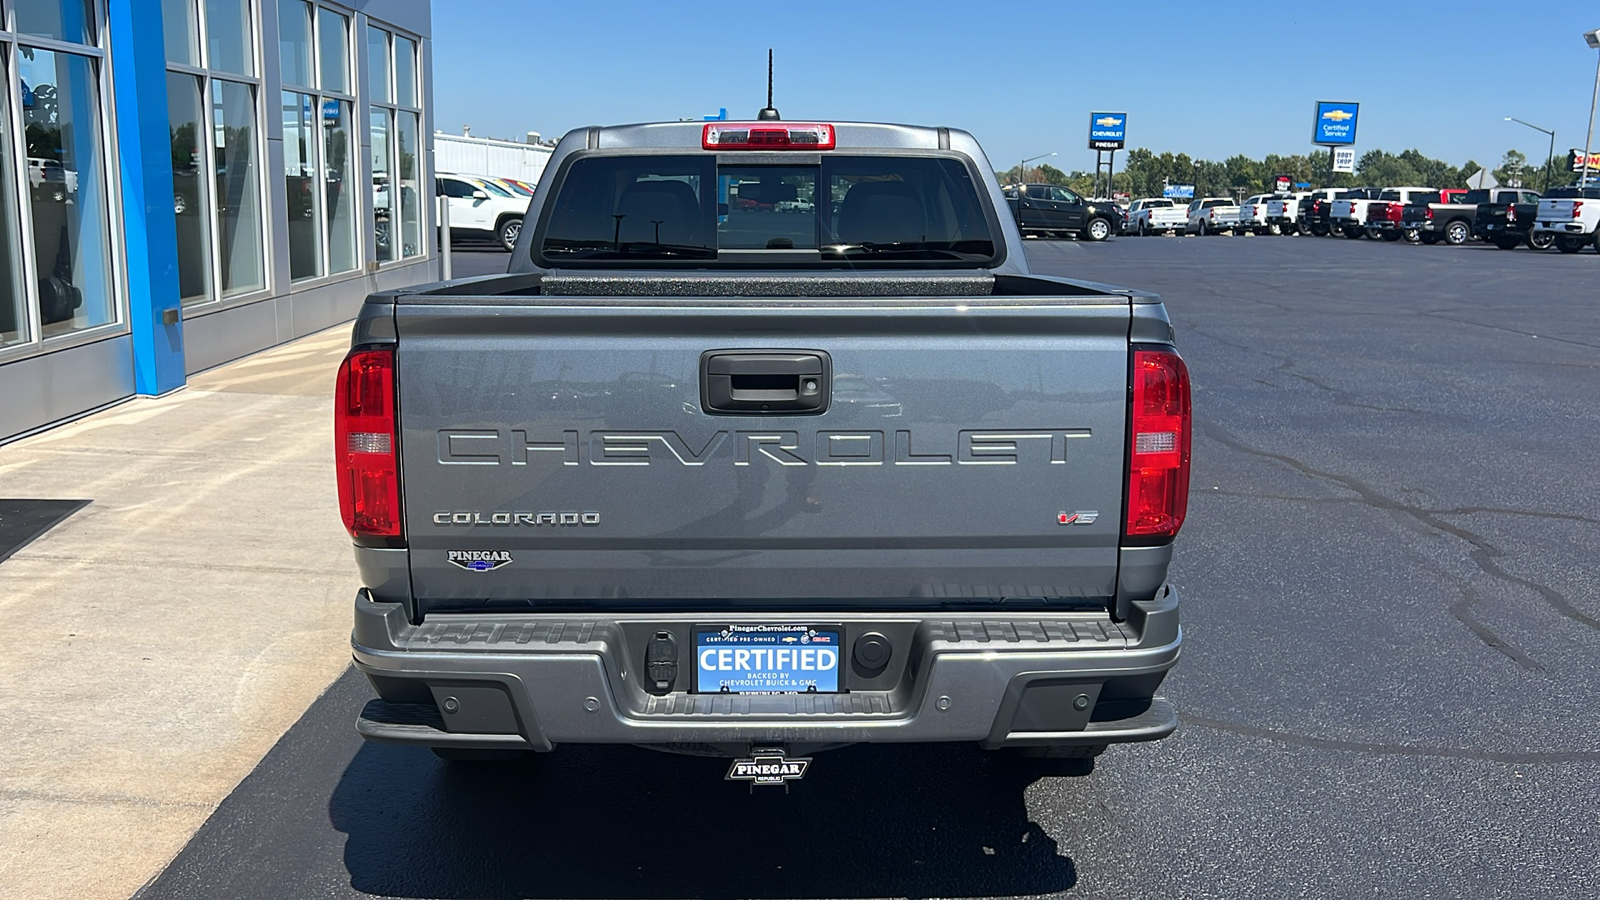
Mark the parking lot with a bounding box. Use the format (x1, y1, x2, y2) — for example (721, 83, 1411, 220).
(114, 235, 1600, 899)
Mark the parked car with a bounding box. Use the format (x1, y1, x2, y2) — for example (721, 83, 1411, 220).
(1531, 186, 1600, 253)
(343, 118, 1189, 776)
(1473, 191, 1552, 250)
(1295, 189, 1344, 237)
(1185, 197, 1241, 235)
(1004, 183, 1121, 241)
(438, 172, 531, 251)
(1125, 197, 1188, 235)
(1401, 188, 1507, 246)
(1328, 188, 1382, 238)
(1367, 187, 1454, 242)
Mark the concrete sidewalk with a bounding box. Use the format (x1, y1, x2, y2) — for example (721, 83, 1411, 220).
(0, 325, 358, 900)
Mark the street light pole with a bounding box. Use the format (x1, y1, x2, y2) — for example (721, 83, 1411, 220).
(1582, 29, 1600, 188)
(1505, 117, 1556, 193)
(1017, 151, 1056, 188)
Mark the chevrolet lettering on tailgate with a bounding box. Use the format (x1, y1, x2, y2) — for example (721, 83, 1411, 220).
(436, 429, 1092, 467)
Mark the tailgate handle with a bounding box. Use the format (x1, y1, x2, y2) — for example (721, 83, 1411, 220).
(701, 350, 830, 415)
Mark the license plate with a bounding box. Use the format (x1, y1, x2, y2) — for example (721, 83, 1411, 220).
(696, 625, 842, 693)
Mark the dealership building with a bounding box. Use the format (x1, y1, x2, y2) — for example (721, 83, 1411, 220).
(0, 0, 437, 441)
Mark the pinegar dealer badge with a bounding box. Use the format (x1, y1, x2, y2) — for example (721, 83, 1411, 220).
(447, 550, 512, 572)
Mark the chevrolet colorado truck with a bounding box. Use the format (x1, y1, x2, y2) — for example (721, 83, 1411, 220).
(340, 118, 1189, 782)
(1004, 183, 1122, 241)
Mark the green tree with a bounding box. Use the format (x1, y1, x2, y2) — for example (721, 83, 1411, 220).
(1494, 149, 1529, 188)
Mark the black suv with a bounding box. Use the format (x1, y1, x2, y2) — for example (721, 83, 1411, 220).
(1004, 183, 1122, 241)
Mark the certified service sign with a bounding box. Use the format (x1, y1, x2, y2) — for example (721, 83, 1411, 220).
(1314, 101, 1359, 146)
(1089, 112, 1127, 150)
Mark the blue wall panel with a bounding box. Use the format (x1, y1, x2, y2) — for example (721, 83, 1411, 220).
(109, 0, 186, 395)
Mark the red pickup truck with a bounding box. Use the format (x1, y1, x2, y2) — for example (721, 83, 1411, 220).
(1366, 188, 1465, 242)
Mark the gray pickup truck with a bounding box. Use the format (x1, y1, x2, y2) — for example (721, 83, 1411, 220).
(338, 117, 1189, 783)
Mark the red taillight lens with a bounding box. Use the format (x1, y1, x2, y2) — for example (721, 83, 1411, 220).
(1126, 348, 1192, 540)
(1507, 205, 1517, 223)
(1426, 208, 1434, 220)
(335, 348, 402, 538)
(1574, 201, 1584, 217)
(703, 122, 836, 150)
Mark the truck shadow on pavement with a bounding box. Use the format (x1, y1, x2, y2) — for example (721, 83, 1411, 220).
(330, 740, 1080, 899)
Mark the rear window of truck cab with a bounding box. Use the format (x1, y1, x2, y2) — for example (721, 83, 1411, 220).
(535, 155, 998, 266)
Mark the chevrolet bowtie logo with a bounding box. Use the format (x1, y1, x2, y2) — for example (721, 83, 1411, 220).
(1095, 116, 1123, 127)
(1321, 109, 1354, 121)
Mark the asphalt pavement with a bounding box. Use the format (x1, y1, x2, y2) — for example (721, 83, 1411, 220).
(135, 235, 1600, 899)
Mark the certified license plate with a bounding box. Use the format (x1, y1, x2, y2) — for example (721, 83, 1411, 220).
(696, 625, 842, 693)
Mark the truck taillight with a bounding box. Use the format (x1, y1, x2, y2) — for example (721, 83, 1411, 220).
(1573, 201, 1584, 217)
(1426, 208, 1434, 220)
(1125, 347, 1191, 540)
(1507, 205, 1517, 223)
(335, 348, 402, 538)
(703, 122, 836, 150)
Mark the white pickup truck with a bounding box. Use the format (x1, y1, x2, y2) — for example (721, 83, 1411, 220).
(1265, 192, 1313, 235)
(1125, 198, 1188, 235)
(1237, 194, 1285, 235)
(1328, 188, 1383, 239)
(1186, 197, 1241, 235)
(1531, 185, 1600, 253)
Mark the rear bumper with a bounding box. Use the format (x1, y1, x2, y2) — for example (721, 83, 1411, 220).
(1533, 222, 1588, 233)
(351, 586, 1181, 753)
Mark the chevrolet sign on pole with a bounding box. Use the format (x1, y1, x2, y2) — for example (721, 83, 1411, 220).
(1089, 112, 1126, 150)
(1313, 101, 1359, 146)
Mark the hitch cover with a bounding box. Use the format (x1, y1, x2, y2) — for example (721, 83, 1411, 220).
(727, 748, 811, 786)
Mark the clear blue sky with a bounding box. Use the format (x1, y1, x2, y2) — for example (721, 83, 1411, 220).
(434, 0, 1600, 173)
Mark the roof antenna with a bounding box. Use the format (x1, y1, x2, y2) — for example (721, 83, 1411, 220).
(756, 49, 780, 120)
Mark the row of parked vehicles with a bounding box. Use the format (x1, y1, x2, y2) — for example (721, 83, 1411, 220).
(1119, 186, 1600, 252)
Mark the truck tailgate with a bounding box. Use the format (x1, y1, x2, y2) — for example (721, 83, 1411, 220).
(394, 297, 1132, 608)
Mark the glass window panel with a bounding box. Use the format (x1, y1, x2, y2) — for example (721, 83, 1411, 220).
(0, 56, 25, 347)
(166, 72, 212, 305)
(161, 0, 201, 66)
(396, 111, 420, 257)
(204, 0, 253, 75)
(366, 26, 389, 104)
(211, 79, 265, 295)
(15, 0, 95, 45)
(20, 50, 115, 337)
(323, 100, 356, 273)
(370, 108, 394, 261)
(393, 35, 416, 108)
(283, 91, 321, 279)
(277, 0, 312, 88)
(317, 8, 348, 94)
